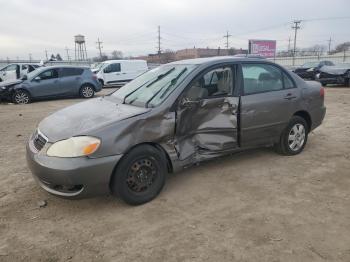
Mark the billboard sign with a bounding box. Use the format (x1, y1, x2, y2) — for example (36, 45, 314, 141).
(248, 40, 276, 58)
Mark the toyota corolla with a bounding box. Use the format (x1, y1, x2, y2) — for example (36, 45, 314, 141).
(26, 57, 326, 205)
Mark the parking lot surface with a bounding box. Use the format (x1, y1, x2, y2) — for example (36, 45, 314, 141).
(1, 87, 350, 262)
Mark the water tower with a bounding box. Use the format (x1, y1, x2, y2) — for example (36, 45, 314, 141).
(74, 34, 88, 61)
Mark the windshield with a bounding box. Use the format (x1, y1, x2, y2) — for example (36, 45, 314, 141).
(25, 67, 44, 80)
(302, 62, 319, 68)
(91, 63, 103, 70)
(112, 64, 197, 108)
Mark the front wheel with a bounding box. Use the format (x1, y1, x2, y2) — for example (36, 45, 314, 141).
(13, 89, 31, 104)
(79, 85, 95, 98)
(274, 116, 308, 155)
(111, 145, 167, 205)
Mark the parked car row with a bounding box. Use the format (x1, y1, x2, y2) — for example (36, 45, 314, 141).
(0, 66, 102, 104)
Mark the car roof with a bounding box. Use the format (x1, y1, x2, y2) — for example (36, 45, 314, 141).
(102, 59, 146, 64)
(168, 56, 271, 66)
(40, 65, 89, 70)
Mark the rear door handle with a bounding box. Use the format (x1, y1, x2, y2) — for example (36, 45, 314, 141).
(284, 93, 296, 100)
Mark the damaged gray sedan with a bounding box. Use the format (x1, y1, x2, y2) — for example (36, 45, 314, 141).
(26, 57, 326, 205)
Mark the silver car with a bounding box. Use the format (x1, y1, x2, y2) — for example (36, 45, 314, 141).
(26, 57, 326, 205)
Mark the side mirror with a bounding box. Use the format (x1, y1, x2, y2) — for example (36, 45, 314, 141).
(181, 97, 200, 107)
(103, 68, 110, 74)
(34, 76, 41, 81)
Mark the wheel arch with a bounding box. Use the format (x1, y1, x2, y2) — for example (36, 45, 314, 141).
(293, 110, 312, 132)
(80, 82, 96, 91)
(108, 142, 173, 189)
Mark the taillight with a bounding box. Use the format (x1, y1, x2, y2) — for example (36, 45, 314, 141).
(92, 74, 97, 80)
(320, 87, 325, 97)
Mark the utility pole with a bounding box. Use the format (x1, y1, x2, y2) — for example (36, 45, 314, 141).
(29, 53, 32, 62)
(287, 37, 291, 53)
(65, 47, 71, 61)
(292, 20, 301, 66)
(223, 31, 232, 49)
(157, 25, 161, 63)
(44, 50, 48, 61)
(328, 37, 332, 54)
(96, 38, 103, 58)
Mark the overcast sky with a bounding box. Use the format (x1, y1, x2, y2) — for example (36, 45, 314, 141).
(0, 0, 349, 60)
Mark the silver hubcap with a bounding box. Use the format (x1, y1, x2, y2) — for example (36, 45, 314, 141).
(82, 86, 94, 98)
(15, 92, 29, 104)
(288, 123, 306, 151)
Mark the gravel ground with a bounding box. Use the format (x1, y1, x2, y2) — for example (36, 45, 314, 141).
(0, 87, 350, 262)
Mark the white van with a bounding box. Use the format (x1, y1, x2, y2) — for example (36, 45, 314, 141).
(93, 60, 148, 86)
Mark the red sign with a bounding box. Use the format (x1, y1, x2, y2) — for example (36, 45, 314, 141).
(249, 40, 276, 58)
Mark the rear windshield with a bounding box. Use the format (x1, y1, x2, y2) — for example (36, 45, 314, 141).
(112, 64, 197, 108)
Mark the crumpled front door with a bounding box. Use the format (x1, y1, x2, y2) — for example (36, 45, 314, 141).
(175, 95, 239, 161)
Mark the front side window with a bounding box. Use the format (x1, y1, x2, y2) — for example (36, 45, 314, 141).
(185, 66, 234, 100)
(38, 69, 58, 80)
(242, 63, 283, 95)
(112, 64, 197, 107)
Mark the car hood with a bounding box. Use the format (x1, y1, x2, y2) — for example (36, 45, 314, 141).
(319, 66, 348, 75)
(38, 96, 151, 142)
(0, 79, 23, 88)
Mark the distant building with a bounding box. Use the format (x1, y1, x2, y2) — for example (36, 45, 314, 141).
(133, 47, 248, 64)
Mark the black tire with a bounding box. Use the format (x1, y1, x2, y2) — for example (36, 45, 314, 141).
(98, 79, 104, 87)
(345, 78, 350, 87)
(111, 145, 167, 205)
(321, 82, 327, 87)
(79, 84, 95, 98)
(274, 116, 308, 156)
(13, 89, 31, 104)
(0, 78, 2, 82)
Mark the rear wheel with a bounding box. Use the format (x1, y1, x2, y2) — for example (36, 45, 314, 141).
(111, 145, 167, 205)
(13, 89, 31, 104)
(79, 84, 95, 98)
(274, 116, 308, 155)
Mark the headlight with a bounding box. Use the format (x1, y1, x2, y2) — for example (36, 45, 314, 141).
(47, 136, 101, 157)
(306, 68, 314, 72)
(1, 86, 6, 90)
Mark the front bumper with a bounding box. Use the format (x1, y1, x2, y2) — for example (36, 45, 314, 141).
(315, 74, 346, 85)
(26, 138, 123, 199)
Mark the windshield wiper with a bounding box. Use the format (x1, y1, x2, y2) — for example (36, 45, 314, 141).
(145, 67, 187, 108)
(146, 67, 175, 87)
(123, 67, 175, 105)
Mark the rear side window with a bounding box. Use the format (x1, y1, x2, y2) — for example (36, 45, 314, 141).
(242, 64, 283, 95)
(283, 73, 295, 89)
(60, 68, 84, 77)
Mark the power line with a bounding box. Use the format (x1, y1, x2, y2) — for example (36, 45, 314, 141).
(292, 20, 301, 66)
(96, 38, 103, 58)
(223, 31, 232, 49)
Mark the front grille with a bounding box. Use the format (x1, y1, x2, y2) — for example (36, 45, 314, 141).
(33, 131, 47, 151)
